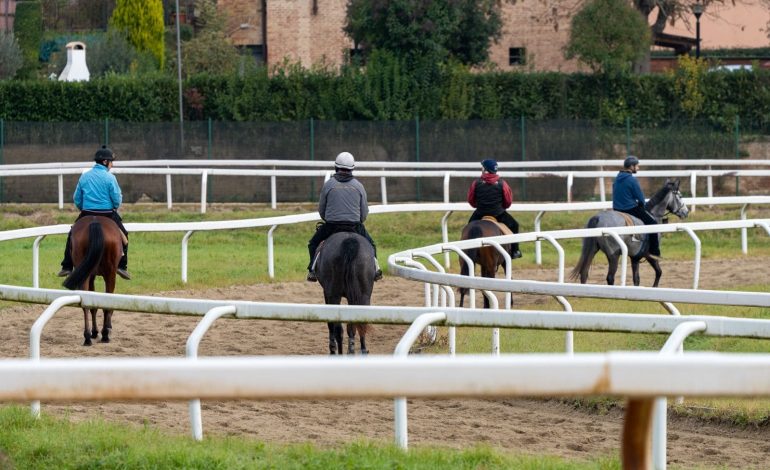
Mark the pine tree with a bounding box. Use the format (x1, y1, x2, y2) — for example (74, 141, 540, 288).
(109, 0, 165, 69)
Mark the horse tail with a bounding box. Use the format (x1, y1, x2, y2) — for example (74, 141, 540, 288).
(63, 220, 104, 290)
(569, 215, 600, 282)
(340, 236, 365, 304)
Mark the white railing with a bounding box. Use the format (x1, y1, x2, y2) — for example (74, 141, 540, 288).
(3, 199, 770, 287)
(3, 160, 770, 211)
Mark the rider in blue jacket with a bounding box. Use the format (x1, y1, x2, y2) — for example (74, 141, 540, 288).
(612, 155, 661, 258)
(57, 146, 131, 280)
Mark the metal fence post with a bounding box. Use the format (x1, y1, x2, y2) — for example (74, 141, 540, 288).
(309, 117, 315, 201)
(520, 115, 526, 201)
(103, 117, 109, 146)
(0, 118, 3, 203)
(626, 116, 631, 155)
(415, 115, 421, 202)
(735, 115, 740, 196)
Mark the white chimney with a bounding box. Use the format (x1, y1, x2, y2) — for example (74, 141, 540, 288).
(58, 41, 90, 82)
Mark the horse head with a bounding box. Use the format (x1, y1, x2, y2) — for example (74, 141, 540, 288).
(664, 179, 689, 219)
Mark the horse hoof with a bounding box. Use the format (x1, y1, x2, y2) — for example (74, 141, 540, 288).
(361, 349, 369, 355)
(83, 339, 92, 346)
(100, 337, 110, 343)
(91, 331, 98, 339)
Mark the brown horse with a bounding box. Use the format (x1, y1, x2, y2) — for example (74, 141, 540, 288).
(458, 219, 508, 309)
(62, 216, 124, 346)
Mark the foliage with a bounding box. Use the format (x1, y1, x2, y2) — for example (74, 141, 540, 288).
(110, 0, 165, 69)
(671, 54, 709, 119)
(0, 32, 23, 80)
(565, 0, 651, 73)
(344, 0, 502, 67)
(13, 1, 44, 78)
(41, 0, 115, 30)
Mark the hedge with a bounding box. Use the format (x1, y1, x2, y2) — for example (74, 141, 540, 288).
(1, 64, 769, 130)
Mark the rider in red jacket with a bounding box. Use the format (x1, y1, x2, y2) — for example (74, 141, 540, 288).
(467, 159, 522, 259)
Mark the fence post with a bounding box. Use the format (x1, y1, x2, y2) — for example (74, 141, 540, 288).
(103, 117, 109, 145)
(415, 115, 421, 202)
(207, 118, 213, 202)
(734, 115, 740, 196)
(0, 118, 4, 203)
(309, 117, 315, 201)
(520, 116, 526, 201)
(625, 116, 631, 155)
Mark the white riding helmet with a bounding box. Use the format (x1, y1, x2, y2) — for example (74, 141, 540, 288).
(335, 151, 355, 170)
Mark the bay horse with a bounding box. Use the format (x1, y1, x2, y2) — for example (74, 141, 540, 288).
(458, 219, 509, 309)
(62, 216, 124, 346)
(569, 179, 689, 287)
(314, 232, 375, 355)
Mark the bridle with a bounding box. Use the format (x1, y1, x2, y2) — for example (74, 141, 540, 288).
(664, 189, 687, 218)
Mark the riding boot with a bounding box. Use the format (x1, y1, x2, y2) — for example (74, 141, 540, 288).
(306, 249, 319, 282)
(117, 244, 131, 280)
(510, 243, 522, 259)
(649, 234, 661, 257)
(58, 231, 74, 277)
(374, 258, 383, 281)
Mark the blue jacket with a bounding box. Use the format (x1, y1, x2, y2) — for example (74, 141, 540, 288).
(612, 171, 645, 210)
(73, 164, 123, 211)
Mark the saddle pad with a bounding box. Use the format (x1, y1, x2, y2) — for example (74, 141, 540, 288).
(480, 216, 513, 236)
(616, 211, 635, 227)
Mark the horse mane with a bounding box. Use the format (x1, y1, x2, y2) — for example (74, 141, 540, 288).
(644, 181, 673, 211)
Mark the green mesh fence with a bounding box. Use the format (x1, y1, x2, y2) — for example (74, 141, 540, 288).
(0, 118, 761, 204)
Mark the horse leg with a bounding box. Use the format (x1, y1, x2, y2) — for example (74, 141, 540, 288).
(101, 309, 113, 343)
(648, 257, 663, 287)
(101, 274, 116, 342)
(89, 276, 98, 338)
(359, 327, 368, 355)
(82, 308, 92, 346)
(631, 259, 641, 287)
(346, 323, 356, 355)
(327, 323, 337, 354)
(480, 265, 496, 309)
(606, 254, 619, 286)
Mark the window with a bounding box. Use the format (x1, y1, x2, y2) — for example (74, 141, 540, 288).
(509, 47, 526, 66)
(239, 45, 265, 65)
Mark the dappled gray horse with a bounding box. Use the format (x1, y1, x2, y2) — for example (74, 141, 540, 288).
(314, 231, 375, 354)
(570, 179, 689, 287)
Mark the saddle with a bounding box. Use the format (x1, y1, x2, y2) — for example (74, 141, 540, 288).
(481, 216, 513, 236)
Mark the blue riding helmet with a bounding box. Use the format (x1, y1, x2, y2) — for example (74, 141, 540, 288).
(623, 155, 639, 168)
(481, 159, 498, 173)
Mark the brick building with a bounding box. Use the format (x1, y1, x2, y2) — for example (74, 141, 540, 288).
(218, 0, 585, 72)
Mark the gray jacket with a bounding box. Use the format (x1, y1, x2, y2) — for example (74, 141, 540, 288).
(318, 173, 368, 223)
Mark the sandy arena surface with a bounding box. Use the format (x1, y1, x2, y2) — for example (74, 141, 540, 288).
(1, 257, 769, 468)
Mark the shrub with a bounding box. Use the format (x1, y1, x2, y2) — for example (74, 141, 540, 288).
(0, 32, 23, 79)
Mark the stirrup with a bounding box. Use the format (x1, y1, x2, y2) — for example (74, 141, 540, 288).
(511, 249, 522, 259)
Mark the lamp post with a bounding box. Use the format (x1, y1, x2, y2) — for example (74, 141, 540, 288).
(693, 1, 704, 59)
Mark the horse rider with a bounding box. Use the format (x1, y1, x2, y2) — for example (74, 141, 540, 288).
(467, 159, 522, 259)
(612, 155, 661, 258)
(307, 151, 382, 282)
(57, 145, 132, 280)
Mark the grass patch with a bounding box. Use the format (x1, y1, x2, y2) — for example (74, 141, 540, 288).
(0, 406, 619, 470)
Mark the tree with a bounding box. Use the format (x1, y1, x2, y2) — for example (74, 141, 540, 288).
(565, 0, 651, 73)
(0, 32, 23, 79)
(344, 0, 503, 67)
(110, 0, 165, 68)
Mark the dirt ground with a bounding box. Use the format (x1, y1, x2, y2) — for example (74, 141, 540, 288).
(1, 257, 769, 468)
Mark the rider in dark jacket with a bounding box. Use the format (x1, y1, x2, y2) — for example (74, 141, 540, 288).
(467, 159, 522, 259)
(57, 146, 131, 280)
(306, 151, 382, 282)
(612, 155, 661, 258)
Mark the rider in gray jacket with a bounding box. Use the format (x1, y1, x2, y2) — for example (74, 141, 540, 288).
(307, 152, 381, 282)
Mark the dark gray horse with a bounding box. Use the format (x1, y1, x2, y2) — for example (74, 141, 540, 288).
(314, 231, 375, 355)
(570, 179, 689, 287)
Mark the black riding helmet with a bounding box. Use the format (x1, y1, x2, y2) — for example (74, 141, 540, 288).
(94, 145, 115, 162)
(623, 155, 639, 168)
